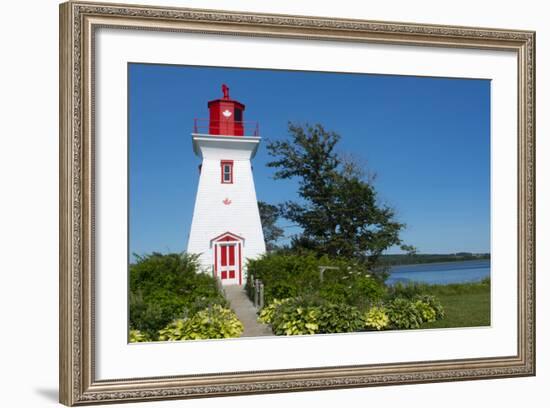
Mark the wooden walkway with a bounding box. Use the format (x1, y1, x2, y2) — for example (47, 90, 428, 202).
(223, 285, 273, 337)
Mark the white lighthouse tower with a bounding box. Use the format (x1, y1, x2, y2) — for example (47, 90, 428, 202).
(187, 84, 266, 285)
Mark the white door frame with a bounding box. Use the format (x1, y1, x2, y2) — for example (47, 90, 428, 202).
(212, 232, 244, 286)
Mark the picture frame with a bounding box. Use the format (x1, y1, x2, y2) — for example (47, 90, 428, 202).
(59, 1, 536, 405)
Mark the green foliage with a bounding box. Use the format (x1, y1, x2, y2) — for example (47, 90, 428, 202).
(420, 285, 490, 329)
(364, 306, 390, 331)
(246, 252, 323, 304)
(316, 303, 364, 333)
(414, 294, 445, 320)
(413, 300, 437, 323)
(247, 252, 385, 309)
(249, 252, 449, 335)
(129, 290, 164, 337)
(268, 282, 299, 301)
(129, 252, 226, 339)
(258, 288, 446, 335)
(317, 276, 385, 309)
(265, 295, 444, 334)
(346, 275, 387, 309)
(129, 329, 151, 343)
(269, 299, 321, 336)
(158, 305, 243, 341)
(261, 298, 364, 335)
(386, 297, 442, 329)
(386, 281, 426, 300)
(258, 201, 284, 251)
(386, 297, 424, 330)
(318, 282, 349, 304)
(266, 122, 406, 267)
(258, 298, 292, 325)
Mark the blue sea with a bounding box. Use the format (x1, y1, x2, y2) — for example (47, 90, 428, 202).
(386, 259, 490, 285)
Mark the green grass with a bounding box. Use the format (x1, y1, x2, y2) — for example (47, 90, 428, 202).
(420, 279, 491, 329)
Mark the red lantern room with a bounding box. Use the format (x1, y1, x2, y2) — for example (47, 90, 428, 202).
(207, 84, 245, 136)
(193, 84, 259, 137)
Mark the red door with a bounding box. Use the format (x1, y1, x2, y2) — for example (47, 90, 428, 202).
(216, 243, 240, 285)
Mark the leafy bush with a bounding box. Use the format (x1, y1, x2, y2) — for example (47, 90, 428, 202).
(129, 290, 164, 337)
(261, 295, 444, 335)
(346, 275, 387, 309)
(267, 282, 299, 300)
(249, 253, 449, 335)
(364, 306, 390, 331)
(129, 252, 226, 339)
(414, 294, 445, 320)
(247, 252, 385, 310)
(258, 298, 292, 325)
(318, 282, 349, 304)
(270, 300, 321, 336)
(386, 297, 424, 329)
(318, 276, 386, 311)
(413, 300, 437, 323)
(158, 305, 243, 341)
(316, 303, 364, 333)
(129, 329, 151, 343)
(247, 253, 321, 304)
(263, 298, 364, 335)
(385, 297, 444, 329)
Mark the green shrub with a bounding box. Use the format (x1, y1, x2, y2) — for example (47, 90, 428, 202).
(347, 275, 387, 309)
(158, 305, 243, 341)
(265, 298, 364, 335)
(129, 329, 151, 343)
(414, 294, 445, 320)
(129, 252, 226, 339)
(129, 290, 164, 338)
(386, 297, 424, 329)
(318, 282, 349, 304)
(247, 253, 321, 304)
(364, 306, 390, 331)
(268, 282, 299, 300)
(385, 296, 445, 329)
(316, 303, 364, 333)
(258, 298, 292, 325)
(413, 300, 437, 323)
(247, 252, 385, 309)
(248, 252, 452, 335)
(269, 299, 321, 335)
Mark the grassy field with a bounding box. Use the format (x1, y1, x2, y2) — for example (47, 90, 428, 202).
(420, 279, 491, 329)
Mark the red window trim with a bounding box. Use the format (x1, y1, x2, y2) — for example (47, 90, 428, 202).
(220, 160, 234, 184)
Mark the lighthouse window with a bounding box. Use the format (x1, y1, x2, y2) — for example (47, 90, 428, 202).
(234, 108, 242, 122)
(221, 160, 233, 184)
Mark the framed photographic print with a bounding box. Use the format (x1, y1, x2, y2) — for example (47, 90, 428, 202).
(59, 1, 536, 405)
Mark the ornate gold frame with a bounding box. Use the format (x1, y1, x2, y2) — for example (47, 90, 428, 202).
(59, 1, 536, 405)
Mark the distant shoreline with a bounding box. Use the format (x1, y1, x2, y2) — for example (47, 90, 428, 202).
(389, 258, 490, 270)
(380, 253, 490, 266)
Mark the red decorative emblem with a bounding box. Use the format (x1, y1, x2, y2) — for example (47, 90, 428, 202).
(223, 198, 232, 205)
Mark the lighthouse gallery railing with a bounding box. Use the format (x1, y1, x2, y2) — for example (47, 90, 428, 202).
(193, 118, 260, 137)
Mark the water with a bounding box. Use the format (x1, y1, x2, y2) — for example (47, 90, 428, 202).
(386, 259, 490, 285)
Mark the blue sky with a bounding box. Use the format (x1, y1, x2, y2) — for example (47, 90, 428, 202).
(129, 63, 490, 256)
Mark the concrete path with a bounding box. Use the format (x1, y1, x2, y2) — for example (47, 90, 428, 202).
(223, 285, 273, 337)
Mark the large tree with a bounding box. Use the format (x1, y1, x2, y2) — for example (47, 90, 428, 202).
(266, 122, 406, 268)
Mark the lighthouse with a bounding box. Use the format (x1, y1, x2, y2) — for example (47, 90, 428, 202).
(187, 84, 266, 285)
